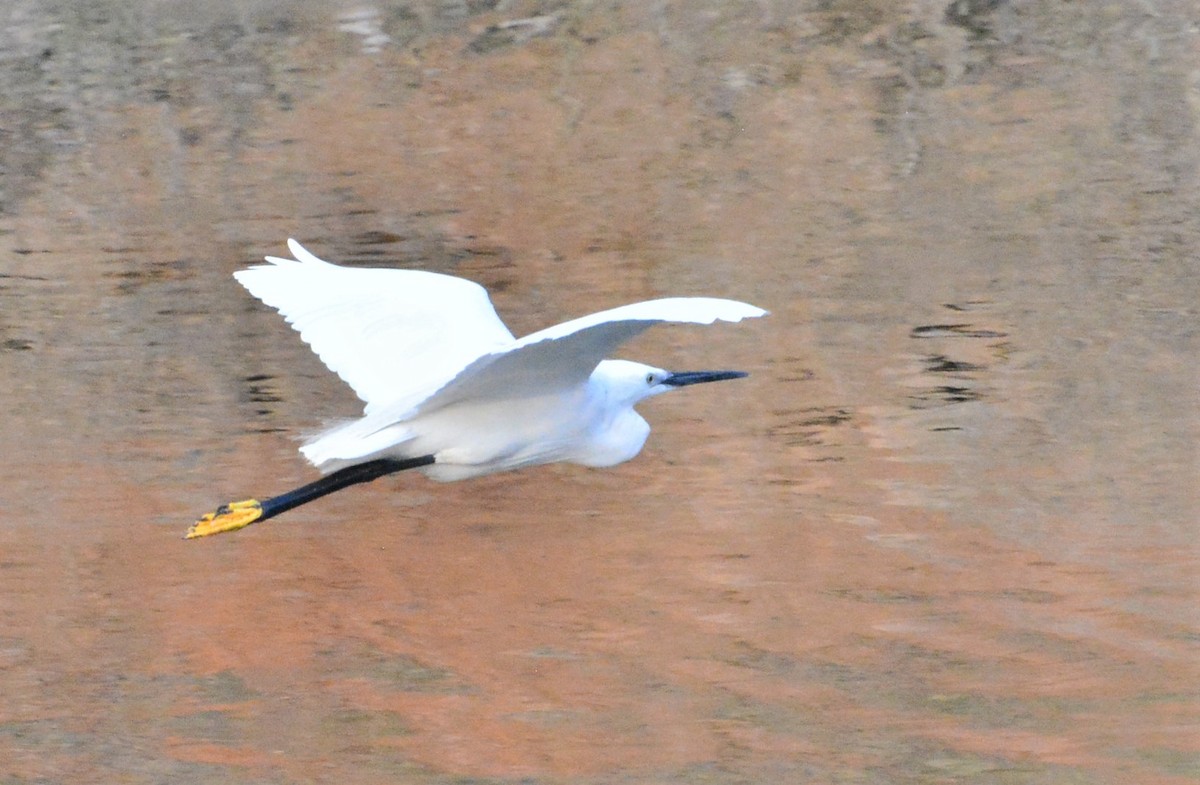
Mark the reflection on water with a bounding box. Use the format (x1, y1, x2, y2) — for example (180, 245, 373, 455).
(1, 1, 1196, 783)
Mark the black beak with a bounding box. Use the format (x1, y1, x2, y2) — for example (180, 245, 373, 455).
(662, 370, 748, 387)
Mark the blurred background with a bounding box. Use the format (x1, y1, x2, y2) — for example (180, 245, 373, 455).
(0, 1, 1196, 782)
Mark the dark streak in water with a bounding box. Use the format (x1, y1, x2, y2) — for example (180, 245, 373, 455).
(923, 354, 984, 374)
(911, 324, 1008, 339)
(908, 385, 983, 409)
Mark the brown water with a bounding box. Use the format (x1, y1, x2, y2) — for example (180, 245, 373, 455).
(0, 1, 1196, 783)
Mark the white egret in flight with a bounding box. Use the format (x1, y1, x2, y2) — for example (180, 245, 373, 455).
(186, 239, 766, 538)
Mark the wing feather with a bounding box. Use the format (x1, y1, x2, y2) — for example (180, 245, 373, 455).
(402, 297, 767, 414)
(234, 239, 514, 413)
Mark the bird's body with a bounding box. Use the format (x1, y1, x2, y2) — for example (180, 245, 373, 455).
(308, 359, 657, 480)
(187, 239, 765, 538)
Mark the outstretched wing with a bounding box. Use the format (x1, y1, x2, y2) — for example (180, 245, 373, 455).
(408, 297, 767, 414)
(234, 239, 514, 413)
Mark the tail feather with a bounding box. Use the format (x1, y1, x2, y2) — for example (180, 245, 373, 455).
(300, 419, 417, 473)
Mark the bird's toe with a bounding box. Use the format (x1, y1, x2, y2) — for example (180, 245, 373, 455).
(185, 499, 264, 539)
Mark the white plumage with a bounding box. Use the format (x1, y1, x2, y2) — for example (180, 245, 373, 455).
(234, 239, 766, 481)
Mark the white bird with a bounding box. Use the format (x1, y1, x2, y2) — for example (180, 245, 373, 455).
(187, 239, 766, 538)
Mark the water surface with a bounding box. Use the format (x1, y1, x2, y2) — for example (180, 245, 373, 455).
(0, 1, 1196, 783)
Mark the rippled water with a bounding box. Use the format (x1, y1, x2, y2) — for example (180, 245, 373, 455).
(0, 2, 1196, 783)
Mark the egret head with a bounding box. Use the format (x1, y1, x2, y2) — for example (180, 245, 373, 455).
(597, 359, 747, 407)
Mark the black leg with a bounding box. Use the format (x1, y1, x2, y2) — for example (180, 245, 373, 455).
(186, 455, 436, 539)
(258, 456, 435, 518)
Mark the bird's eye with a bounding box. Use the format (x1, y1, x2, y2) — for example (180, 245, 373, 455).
(646, 373, 656, 385)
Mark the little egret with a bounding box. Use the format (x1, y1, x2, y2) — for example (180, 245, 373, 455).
(186, 239, 766, 539)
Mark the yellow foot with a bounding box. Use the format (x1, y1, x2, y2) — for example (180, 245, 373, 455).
(185, 499, 264, 539)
